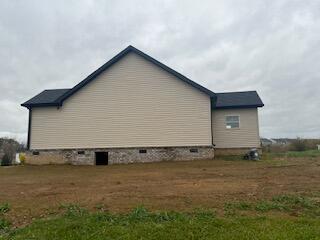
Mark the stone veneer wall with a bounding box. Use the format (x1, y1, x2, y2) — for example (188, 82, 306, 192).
(214, 148, 262, 156)
(25, 146, 215, 165)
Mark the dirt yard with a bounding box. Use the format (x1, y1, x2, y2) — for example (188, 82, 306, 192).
(1, 156, 319, 226)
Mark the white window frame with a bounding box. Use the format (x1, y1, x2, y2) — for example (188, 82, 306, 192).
(225, 115, 240, 129)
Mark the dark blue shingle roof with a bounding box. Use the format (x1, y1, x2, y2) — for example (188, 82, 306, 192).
(21, 89, 70, 107)
(21, 46, 264, 109)
(22, 89, 264, 109)
(214, 91, 264, 109)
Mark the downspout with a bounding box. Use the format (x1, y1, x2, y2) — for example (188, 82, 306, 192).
(210, 97, 216, 147)
(27, 108, 32, 150)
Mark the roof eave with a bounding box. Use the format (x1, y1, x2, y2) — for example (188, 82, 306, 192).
(21, 102, 61, 109)
(213, 104, 264, 109)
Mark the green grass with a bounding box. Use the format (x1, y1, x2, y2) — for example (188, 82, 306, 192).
(0, 204, 9, 215)
(265, 150, 320, 159)
(58, 203, 88, 217)
(2, 196, 320, 240)
(286, 150, 320, 158)
(1, 195, 320, 240)
(225, 195, 320, 216)
(218, 150, 320, 162)
(0, 218, 10, 234)
(0, 203, 11, 236)
(2, 208, 320, 240)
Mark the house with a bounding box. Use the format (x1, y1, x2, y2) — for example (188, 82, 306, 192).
(271, 138, 291, 145)
(260, 138, 278, 147)
(261, 138, 294, 147)
(260, 138, 273, 146)
(21, 46, 264, 165)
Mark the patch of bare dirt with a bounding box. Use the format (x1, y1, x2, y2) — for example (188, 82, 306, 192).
(0, 157, 319, 226)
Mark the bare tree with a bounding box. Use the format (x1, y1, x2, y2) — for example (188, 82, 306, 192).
(0, 138, 22, 166)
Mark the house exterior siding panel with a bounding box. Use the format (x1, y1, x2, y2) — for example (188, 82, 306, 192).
(30, 52, 212, 149)
(212, 108, 260, 148)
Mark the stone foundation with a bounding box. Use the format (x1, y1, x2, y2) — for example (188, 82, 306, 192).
(25, 146, 215, 165)
(214, 147, 262, 156)
(25, 151, 66, 165)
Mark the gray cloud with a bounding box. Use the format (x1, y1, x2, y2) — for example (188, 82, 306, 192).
(1, 0, 319, 143)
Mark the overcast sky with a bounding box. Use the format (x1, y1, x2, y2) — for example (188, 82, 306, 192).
(1, 0, 319, 143)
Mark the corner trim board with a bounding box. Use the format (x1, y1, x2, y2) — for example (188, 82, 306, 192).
(210, 99, 214, 146)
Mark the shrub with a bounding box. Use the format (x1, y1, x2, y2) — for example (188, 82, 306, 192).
(264, 144, 289, 153)
(1, 154, 12, 166)
(305, 139, 320, 150)
(19, 153, 26, 164)
(290, 138, 307, 151)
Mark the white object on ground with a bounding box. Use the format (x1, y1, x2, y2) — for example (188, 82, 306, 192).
(15, 153, 21, 164)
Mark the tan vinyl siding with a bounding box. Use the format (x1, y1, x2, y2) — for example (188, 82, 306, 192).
(212, 108, 260, 148)
(30, 52, 212, 149)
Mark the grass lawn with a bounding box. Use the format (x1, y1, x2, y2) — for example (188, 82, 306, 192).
(2, 197, 320, 240)
(265, 149, 320, 158)
(0, 153, 320, 239)
(2, 215, 320, 240)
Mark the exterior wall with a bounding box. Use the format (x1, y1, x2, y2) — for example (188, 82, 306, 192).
(25, 151, 69, 165)
(212, 108, 261, 148)
(30, 52, 212, 150)
(25, 146, 215, 165)
(214, 148, 262, 156)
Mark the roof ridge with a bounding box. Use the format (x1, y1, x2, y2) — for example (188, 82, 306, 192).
(44, 88, 71, 91)
(216, 90, 257, 94)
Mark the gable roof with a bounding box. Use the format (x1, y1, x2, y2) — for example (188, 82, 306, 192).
(22, 45, 216, 108)
(21, 46, 264, 110)
(214, 91, 264, 109)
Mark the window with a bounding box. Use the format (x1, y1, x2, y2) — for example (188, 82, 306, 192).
(139, 149, 147, 154)
(190, 148, 198, 153)
(226, 115, 240, 129)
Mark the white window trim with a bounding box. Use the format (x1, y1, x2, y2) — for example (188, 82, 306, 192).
(225, 115, 240, 129)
